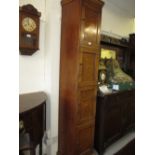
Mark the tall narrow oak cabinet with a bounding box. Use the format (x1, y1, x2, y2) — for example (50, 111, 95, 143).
(58, 0, 104, 155)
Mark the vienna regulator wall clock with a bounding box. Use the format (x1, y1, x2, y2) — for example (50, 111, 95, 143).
(19, 4, 41, 55)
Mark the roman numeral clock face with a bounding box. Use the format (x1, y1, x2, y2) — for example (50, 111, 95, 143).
(22, 17, 37, 32)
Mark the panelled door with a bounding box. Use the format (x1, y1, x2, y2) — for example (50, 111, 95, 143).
(80, 1, 101, 49)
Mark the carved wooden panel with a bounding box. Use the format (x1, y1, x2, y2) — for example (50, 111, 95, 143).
(103, 96, 121, 142)
(82, 53, 96, 81)
(78, 87, 96, 124)
(79, 49, 99, 86)
(77, 124, 94, 154)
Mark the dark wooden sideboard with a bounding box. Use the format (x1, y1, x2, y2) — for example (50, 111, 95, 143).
(19, 91, 46, 155)
(94, 89, 135, 155)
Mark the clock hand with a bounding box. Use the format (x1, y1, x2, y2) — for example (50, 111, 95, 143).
(28, 18, 30, 25)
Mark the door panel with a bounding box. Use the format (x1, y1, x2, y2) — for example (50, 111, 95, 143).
(103, 96, 121, 142)
(77, 124, 94, 153)
(80, 4, 100, 48)
(79, 49, 99, 86)
(77, 86, 97, 123)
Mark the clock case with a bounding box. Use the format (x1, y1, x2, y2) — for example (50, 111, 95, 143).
(19, 4, 41, 55)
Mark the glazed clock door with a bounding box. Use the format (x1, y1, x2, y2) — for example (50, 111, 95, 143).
(80, 2, 101, 49)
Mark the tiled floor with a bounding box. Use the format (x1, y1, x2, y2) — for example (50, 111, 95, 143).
(94, 131, 135, 155)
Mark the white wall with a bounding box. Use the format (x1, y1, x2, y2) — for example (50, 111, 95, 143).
(19, 21, 46, 93)
(19, 0, 61, 155)
(101, 1, 135, 38)
(19, 0, 46, 93)
(44, 0, 61, 154)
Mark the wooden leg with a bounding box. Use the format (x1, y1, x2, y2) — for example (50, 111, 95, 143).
(39, 142, 42, 155)
(31, 148, 36, 155)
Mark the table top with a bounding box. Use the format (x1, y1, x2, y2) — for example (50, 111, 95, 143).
(97, 89, 135, 98)
(19, 91, 47, 113)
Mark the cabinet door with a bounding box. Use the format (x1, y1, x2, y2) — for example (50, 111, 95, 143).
(80, 2, 101, 49)
(78, 47, 99, 86)
(77, 123, 94, 154)
(77, 86, 97, 124)
(103, 95, 122, 143)
(119, 90, 135, 130)
(126, 91, 135, 128)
